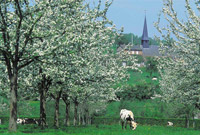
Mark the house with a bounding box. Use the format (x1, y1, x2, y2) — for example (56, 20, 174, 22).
(117, 16, 162, 57)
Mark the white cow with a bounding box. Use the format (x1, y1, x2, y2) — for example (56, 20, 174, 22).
(0, 119, 1, 124)
(120, 109, 137, 130)
(167, 121, 173, 126)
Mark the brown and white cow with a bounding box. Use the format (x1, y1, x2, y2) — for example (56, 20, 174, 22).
(120, 109, 137, 130)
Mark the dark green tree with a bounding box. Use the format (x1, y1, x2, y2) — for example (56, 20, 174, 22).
(145, 57, 158, 77)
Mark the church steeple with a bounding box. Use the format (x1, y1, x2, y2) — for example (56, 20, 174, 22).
(141, 15, 149, 48)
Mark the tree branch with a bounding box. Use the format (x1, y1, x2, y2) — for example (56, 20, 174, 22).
(50, 93, 56, 99)
(14, 0, 24, 63)
(19, 14, 43, 58)
(18, 56, 39, 70)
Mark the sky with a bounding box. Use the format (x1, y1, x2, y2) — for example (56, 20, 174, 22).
(87, 0, 196, 38)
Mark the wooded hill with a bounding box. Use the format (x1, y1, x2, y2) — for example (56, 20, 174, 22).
(115, 33, 159, 46)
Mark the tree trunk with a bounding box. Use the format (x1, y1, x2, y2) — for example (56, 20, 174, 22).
(62, 94, 70, 126)
(65, 102, 70, 126)
(78, 112, 81, 125)
(82, 113, 86, 125)
(185, 115, 190, 128)
(53, 90, 62, 128)
(85, 106, 90, 125)
(88, 116, 91, 125)
(38, 73, 52, 129)
(8, 69, 18, 132)
(73, 98, 78, 126)
(54, 97, 60, 128)
(192, 114, 195, 128)
(39, 86, 47, 129)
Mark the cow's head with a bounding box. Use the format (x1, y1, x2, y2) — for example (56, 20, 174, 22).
(17, 118, 25, 124)
(130, 121, 137, 130)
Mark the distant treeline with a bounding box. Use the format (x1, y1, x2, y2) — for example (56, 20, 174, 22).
(115, 33, 159, 46)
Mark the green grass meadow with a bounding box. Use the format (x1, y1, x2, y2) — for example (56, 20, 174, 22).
(0, 124, 199, 135)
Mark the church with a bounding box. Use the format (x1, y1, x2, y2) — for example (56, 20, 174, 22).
(117, 16, 161, 57)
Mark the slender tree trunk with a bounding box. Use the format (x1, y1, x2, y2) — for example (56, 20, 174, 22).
(84, 106, 90, 125)
(8, 67, 18, 132)
(62, 94, 70, 126)
(192, 114, 195, 128)
(65, 102, 70, 126)
(185, 115, 190, 128)
(82, 113, 85, 125)
(54, 97, 60, 128)
(53, 90, 62, 128)
(38, 73, 52, 129)
(88, 116, 91, 125)
(39, 88, 47, 129)
(78, 112, 81, 125)
(73, 98, 79, 126)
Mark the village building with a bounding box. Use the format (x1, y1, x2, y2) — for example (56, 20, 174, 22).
(117, 16, 162, 57)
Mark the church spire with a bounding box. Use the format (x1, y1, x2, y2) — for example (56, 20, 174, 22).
(141, 15, 149, 48)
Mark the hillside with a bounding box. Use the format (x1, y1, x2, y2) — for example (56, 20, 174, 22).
(115, 33, 159, 46)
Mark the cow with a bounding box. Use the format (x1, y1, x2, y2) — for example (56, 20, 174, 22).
(17, 118, 39, 125)
(0, 119, 1, 125)
(120, 109, 137, 130)
(167, 121, 173, 126)
(24, 118, 39, 124)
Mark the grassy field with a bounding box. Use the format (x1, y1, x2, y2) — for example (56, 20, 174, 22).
(127, 67, 159, 86)
(0, 124, 199, 135)
(17, 99, 167, 119)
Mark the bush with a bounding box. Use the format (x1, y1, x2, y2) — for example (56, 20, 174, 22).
(116, 83, 155, 101)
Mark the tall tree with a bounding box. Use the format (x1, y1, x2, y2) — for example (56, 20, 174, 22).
(0, 1, 68, 131)
(155, 0, 200, 125)
(28, 0, 137, 128)
(0, 0, 138, 131)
